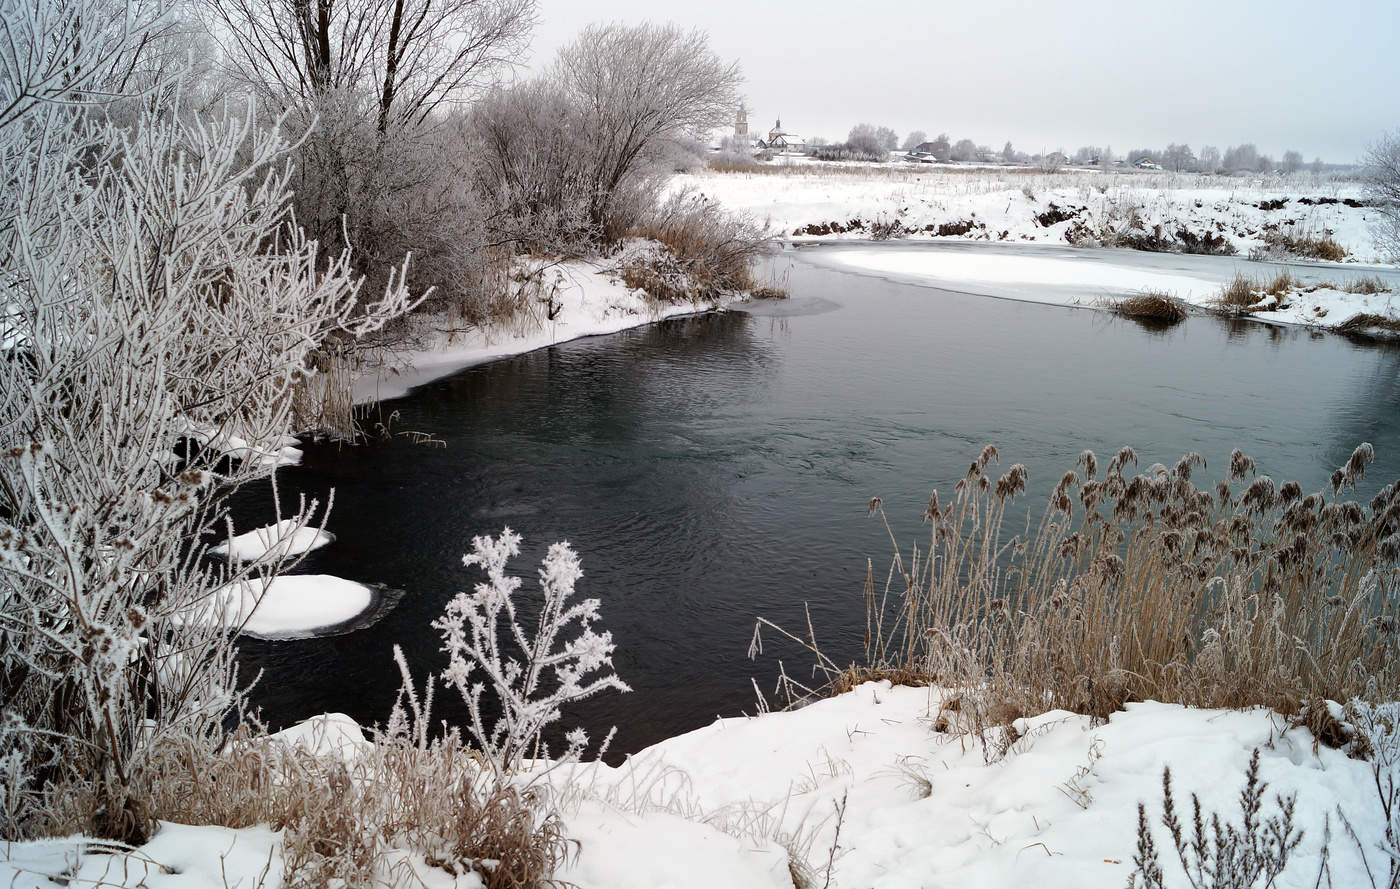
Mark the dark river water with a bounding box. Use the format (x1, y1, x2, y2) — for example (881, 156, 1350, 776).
(233, 247, 1400, 756)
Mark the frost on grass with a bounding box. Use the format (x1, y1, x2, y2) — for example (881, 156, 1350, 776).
(424, 528, 631, 780)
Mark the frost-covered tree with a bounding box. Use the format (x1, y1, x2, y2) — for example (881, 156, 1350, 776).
(951, 138, 978, 162)
(1366, 131, 1400, 259)
(1163, 143, 1194, 172)
(0, 0, 417, 842)
(554, 22, 741, 236)
(201, 0, 533, 133)
(1223, 143, 1258, 172)
(902, 130, 927, 151)
(1198, 145, 1221, 173)
(1282, 150, 1303, 173)
(873, 125, 898, 151)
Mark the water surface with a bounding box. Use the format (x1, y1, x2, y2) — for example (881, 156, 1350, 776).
(234, 246, 1400, 754)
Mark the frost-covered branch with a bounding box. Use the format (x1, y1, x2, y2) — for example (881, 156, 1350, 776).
(430, 528, 630, 780)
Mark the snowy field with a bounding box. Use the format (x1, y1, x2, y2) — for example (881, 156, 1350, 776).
(674, 160, 1385, 263)
(5, 683, 1391, 889)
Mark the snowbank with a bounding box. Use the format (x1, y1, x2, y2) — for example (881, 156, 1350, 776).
(4, 684, 1389, 888)
(804, 242, 1400, 330)
(354, 252, 740, 405)
(553, 682, 1384, 889)
(210, 519, 334, 563)
(199, 574, 374, 638)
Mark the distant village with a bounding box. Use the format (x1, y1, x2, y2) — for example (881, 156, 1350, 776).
(716, 103, 1326, 174)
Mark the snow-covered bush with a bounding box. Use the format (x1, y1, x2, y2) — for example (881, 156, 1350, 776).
(432, 529, 631, 780)
(0, 0, 417, 842)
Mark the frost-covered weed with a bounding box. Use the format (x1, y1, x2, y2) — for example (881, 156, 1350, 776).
(432, 529, 631, 780)
(1129, 750, 1303, 889)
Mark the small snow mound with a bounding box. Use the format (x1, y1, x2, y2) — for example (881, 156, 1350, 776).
(202, 574, 374, 638)
(269, 712, 370, 759)
(561, 801, 792, 889)
(211, 519, 334, 563)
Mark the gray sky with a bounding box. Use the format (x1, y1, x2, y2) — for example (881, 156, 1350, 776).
(529, 0, 1399, 163)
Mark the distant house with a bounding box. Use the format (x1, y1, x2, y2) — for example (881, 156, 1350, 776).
(1134, 157, 1162, 170)
(758, 117, 799, 150)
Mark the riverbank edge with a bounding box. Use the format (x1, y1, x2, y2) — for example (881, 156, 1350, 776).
(350, 257, 746, 406)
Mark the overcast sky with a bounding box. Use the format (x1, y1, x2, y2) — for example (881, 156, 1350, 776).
(528, 0, 1399, 163)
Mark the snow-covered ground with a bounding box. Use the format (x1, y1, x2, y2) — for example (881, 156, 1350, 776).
(353, 250, 742, 405)
(675, 162, 1387, 263)
(6, 683, 1389, 889)
(793, 240, 1400, 330)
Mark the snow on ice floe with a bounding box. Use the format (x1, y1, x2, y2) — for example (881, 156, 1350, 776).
(202, 574, 374, 638)
(210, 518, 334, 563)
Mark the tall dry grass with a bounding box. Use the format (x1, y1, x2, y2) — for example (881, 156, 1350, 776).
(130, 725, 571, 888)
(760, 444, 1400, 741)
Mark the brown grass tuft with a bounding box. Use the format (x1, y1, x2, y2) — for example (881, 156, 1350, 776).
(1334, 313, 1400, 336)
(1262, 230, 1348, 261)
(1344, 276, 1391, 295)
(1216, 272, 1259, 310)
(138, 728, 572, 888)
(628, 190, 771, 300)
(1114, 291, 1188, 323)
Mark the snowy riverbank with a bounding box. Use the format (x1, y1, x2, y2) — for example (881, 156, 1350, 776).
(352, 251, 742, 405)
(5, 683, 1391, 888)
(793, 240, 1400, 331)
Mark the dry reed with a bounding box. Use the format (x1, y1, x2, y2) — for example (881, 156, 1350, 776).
(761, 443, 1400, 741)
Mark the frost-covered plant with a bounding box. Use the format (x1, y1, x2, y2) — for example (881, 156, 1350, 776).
(0, 0, 418, 843)
(1341, 701, 1400, 888)
(433, 528, 630, 780)
(1129, 749, 1303, 889)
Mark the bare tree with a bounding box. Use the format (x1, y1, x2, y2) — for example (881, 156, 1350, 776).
(1282, 150, 1303, 173)
(873, 125, 897, 152)
(552, 22, 741, 236)
(202, 0, 533, 132)
(902, 129, 926, 151)
(1366, 131, 1400, 259)
(1223, 143, 1258, 172)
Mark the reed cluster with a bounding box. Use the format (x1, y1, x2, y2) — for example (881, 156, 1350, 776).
(769, 444, 1400, 738)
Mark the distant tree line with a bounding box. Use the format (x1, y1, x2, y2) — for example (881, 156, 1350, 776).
(808, 125, 1326, 174)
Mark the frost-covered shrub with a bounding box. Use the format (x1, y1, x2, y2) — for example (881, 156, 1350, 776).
(0, 0, 416, 842)
(433, 529, 631, 780)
